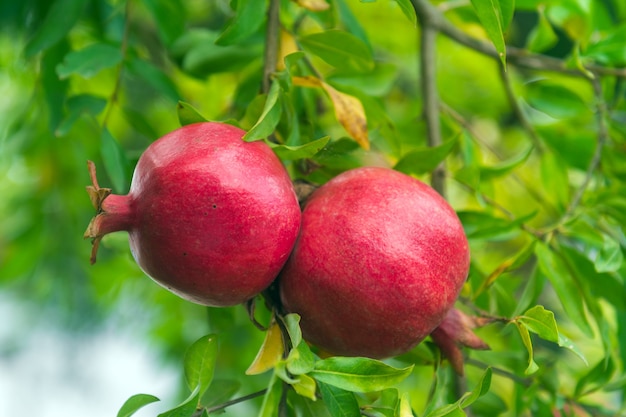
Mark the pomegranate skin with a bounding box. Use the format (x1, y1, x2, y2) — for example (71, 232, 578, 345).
(279, 167, 469, 358)
(86, 122, 301, 307)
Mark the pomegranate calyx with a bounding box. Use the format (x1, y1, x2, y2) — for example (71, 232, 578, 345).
(431, 307, 491, 375)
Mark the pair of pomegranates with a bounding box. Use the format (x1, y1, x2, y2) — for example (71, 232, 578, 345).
(85, 122, 470, 358)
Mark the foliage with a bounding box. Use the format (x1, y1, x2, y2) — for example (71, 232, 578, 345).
(2, 0, 626, 416)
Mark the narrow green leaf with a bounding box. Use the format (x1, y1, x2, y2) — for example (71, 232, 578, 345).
(461, 368, 492, 407)
(24, 0, 89, 57)
(596, 234, 623, 273)
(534, 241, 593, 336)
(517, 305, 559, 343)
(141, 0, 185, 45)
(514, 322, 539, 375)
(300, 30, 374, 73)
(116, 394, 160, 417)
(56, 43, 122, 79)
(393, 136, 458, 175)
(557, 333, 588, 366)
(310, 357, 413, 393)
(259, 373, 283, 417)
(395, 0, 417, 26)
(540, 150, 569, 212)
(127, 58, 180, 102)
(270, 137, 331, 160)
(526, 7, 559, 52)
(177, 101, 209, 126)
(398, 392, 413, 417)
(282, 313, 303, 348)
(184, 334, 218, 396)
(56, 94, 107, 136)
(479, 145, 533, 180)
(100, 128, 128, 194)
(157, 388, 200, 417)
(243, 82, 282, 142)
(526, 82, 588, 119)
(216, 0, 266, 45)
(574, 357, 615, 398)
(470, 0, 507, 66)
(318, 381, 361, 417)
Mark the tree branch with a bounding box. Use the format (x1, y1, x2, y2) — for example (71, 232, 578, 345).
(192, 389, 268, 416)
(563, 75, 609, 220)
(417, 8, 445, 196)
(262, 0, 281, 94)
(410, 0, 626, 77)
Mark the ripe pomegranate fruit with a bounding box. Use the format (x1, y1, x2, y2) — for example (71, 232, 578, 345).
(85, 122, 301, 307)
(279, 167, 469, 358)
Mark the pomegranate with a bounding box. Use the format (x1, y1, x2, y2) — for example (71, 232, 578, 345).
(85, 122, 301, 307)
(279, 167, 469, 358)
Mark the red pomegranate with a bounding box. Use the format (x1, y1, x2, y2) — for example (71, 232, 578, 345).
(85, 122, 301, 307)
(279, 167, 469, 358)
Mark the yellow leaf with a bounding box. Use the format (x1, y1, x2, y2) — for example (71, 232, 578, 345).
(292, 76, 370, 150)
(293, 0, 330, 12)
(246, 321, 284, 375)
(277, 30, 300, 71)
(399, 392, 413, 417)
(292, 374, 317, 401)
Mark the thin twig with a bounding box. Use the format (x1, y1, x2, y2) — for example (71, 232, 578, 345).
(562, 75, 610, 221)
(417, 9, 445, 195)
(102, 0, 132, 129)
(192, 389, 267, 416)
(465, 358, 532, 387)
(410, 0, 626, 78)
(262, 0, 281, 94)
(498, 65, 544, 153)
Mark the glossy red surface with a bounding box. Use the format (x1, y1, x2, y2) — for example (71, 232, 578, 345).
(279, 167, 469, 358)
(95, 122, 301, 306)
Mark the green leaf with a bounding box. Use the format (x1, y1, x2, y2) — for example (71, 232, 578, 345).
(395, 0, 417, 26)
(558, 333, 588, 366)
(318, 381, 361, 417)
(574, 357, 615, 398)
(270, 137, 331, 160)
(514, 321, 539, 375)
(100, 128, 128, 194)
(526, 81, 588, 119)
(116, 394, 160, 417)
(460, 367, 492, 408)
(127, 58, 180, 102)
(158, 388, 199, 417)
(310, 357, 413, 393)
(56, 43, 122, 79)
(199, 379, 241, 408)
(282, 313, 303, 348)
(300, 30, 374, 73)
(259, 373, 283, 417)
(286, 340, 316, 375)
(216, 0, 266, 45)
(177, 101, 209, 126)
(243, 81, 282, 142)
(517, 305, 559, 343)
(171, 29, 261, 78)
(141, 0, 186, 45)
(584, 25, 626, 66)
(56, 94, 107, 136)
(470, 0, 507, 66)
(534, 241, 593, 337)
(479, 146, 533, 180)
(24, 0, 89, 57)
(457, 211, 535, 241)
(540, 150, 570, 212)
(526, 7, 559, 52)
(184, 334, 218, 396)
(393, 135, 457, 175)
